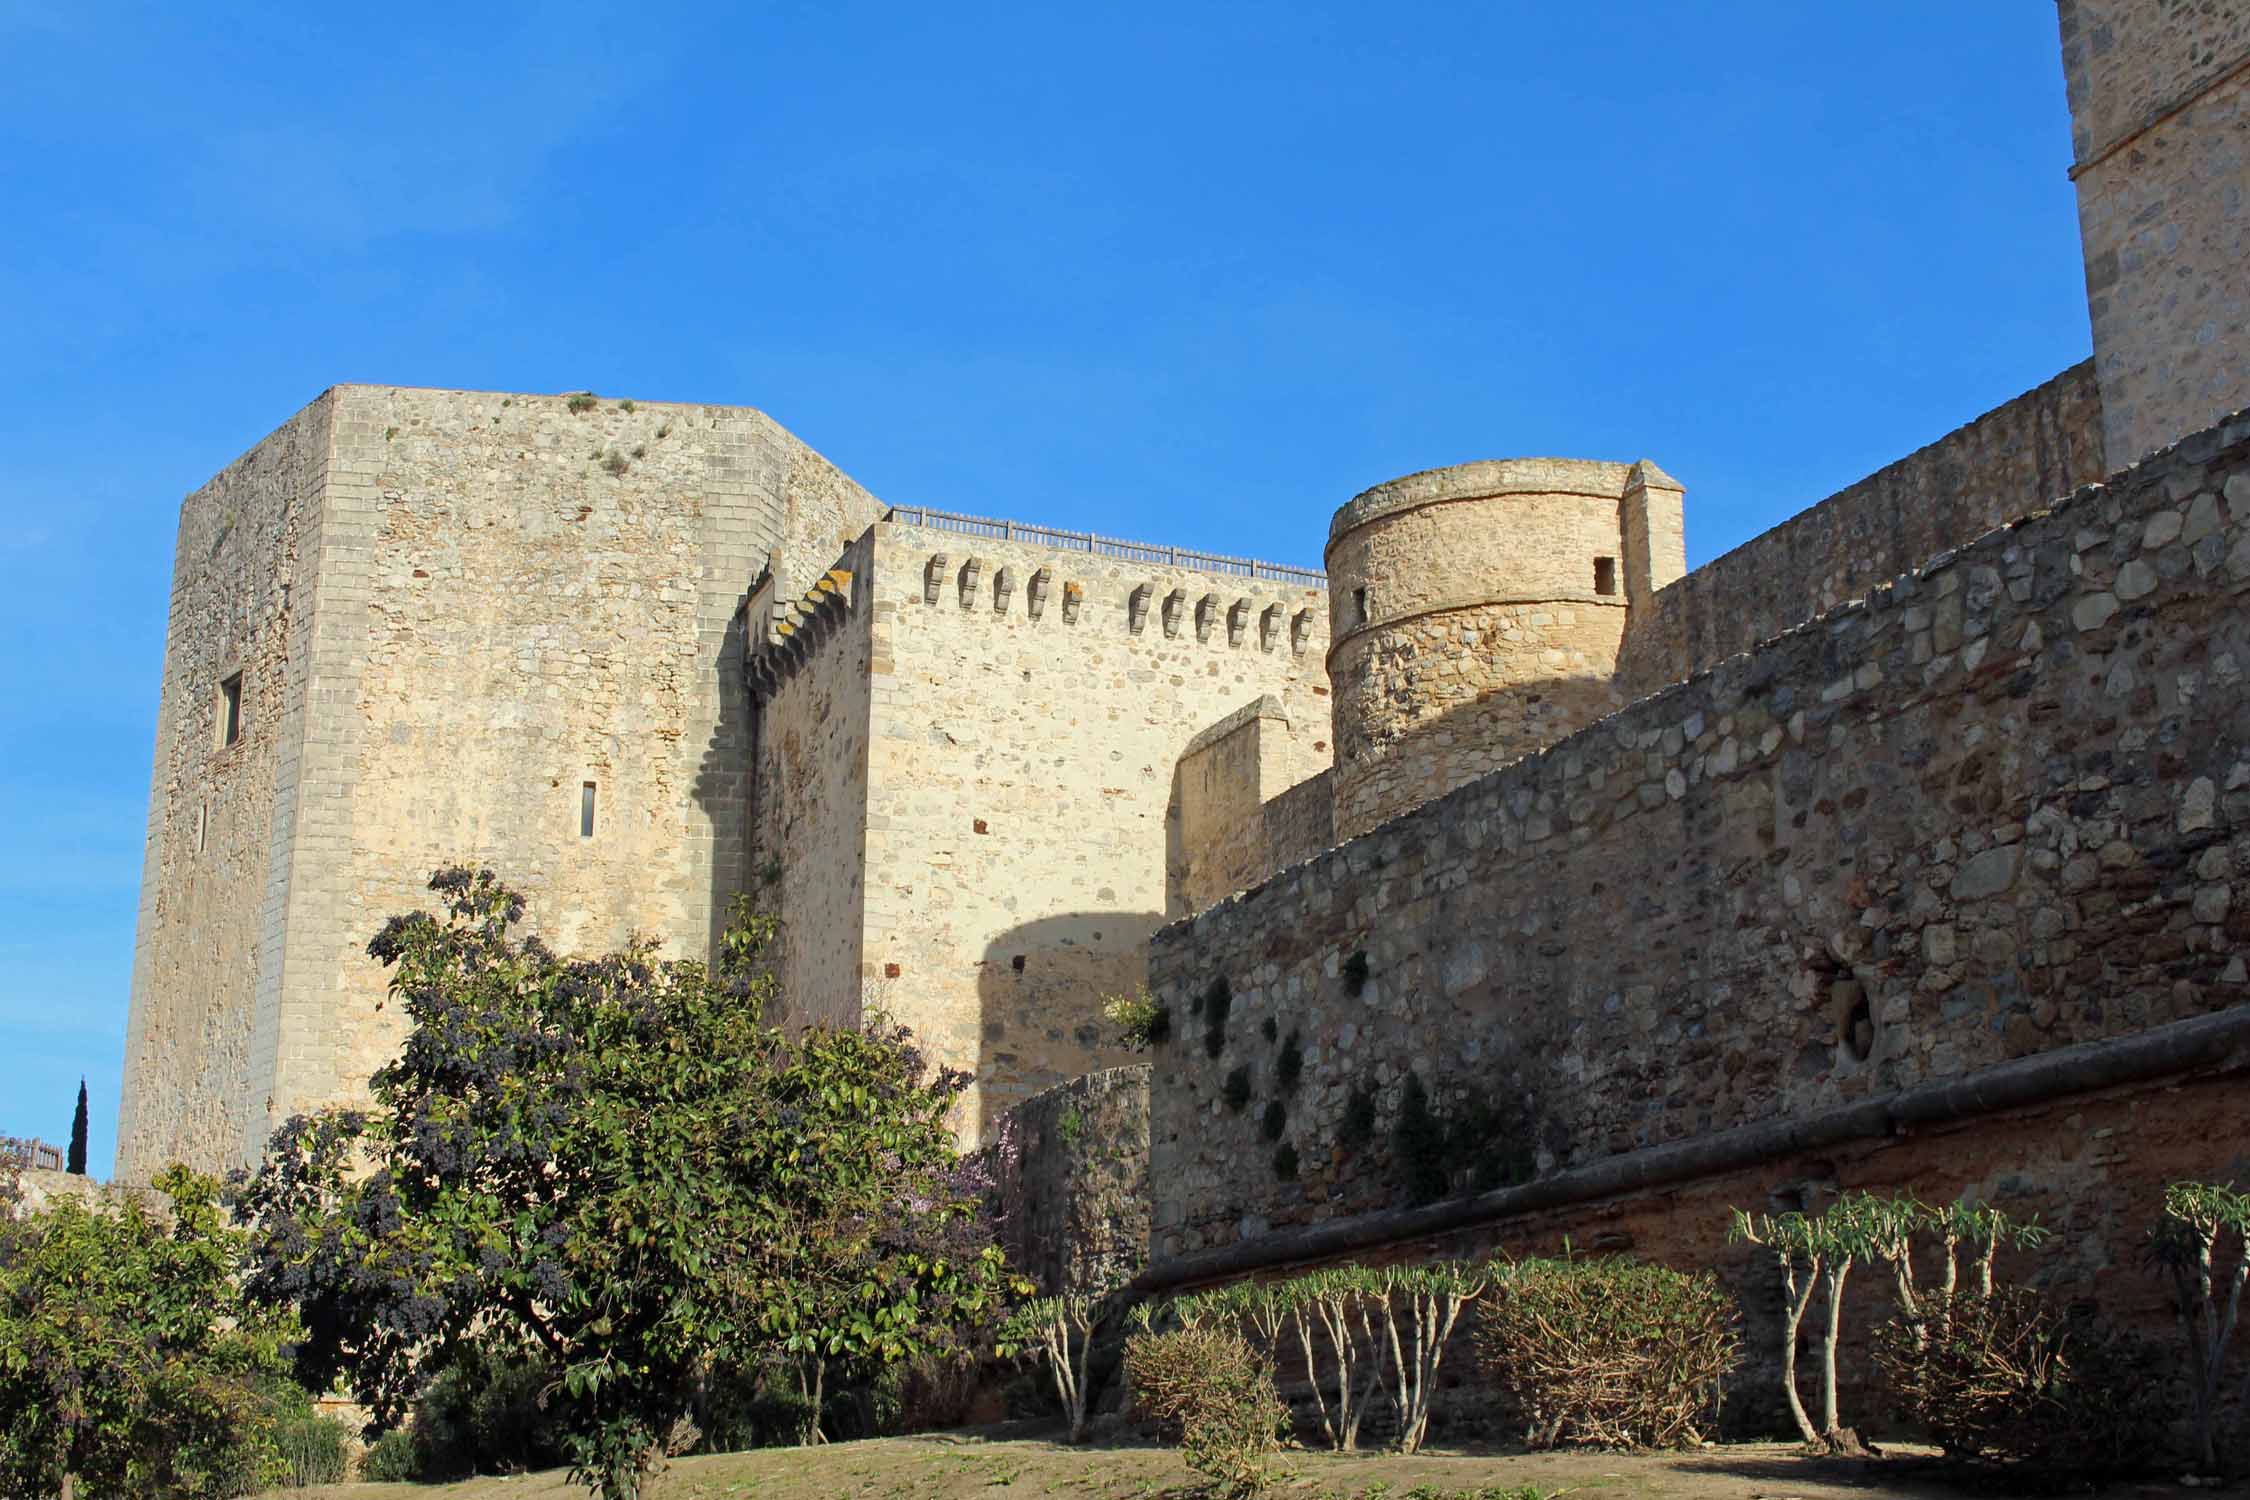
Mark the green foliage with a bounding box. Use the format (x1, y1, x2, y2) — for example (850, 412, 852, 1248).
(0, 1166, 302, 1499)
(1275, 1032, 1302, 1095)
(1338, 1084, 1378, 1151)
(1341, 949, 1369, 996)
(2144, 1179, 2250, 1471)
(264, 1386, 352, 1489)
(359, 1428, 417, 1481)
(1272, 1143, 1298, 1181)
(1201, 978, 1233, 1058)
(1872, 1286, 2166, 1481)
(566, 391, 599, 413)
(617, 399, 635, 412)
(997, 1295, 1101, 1442)
(1260, 1099, 1286, 1142)
(402, 1345, 565, 1479)
(66, 1080, 87, 1177)
(1222, 1067, 1253, 1112)
(1103, 987, 1170, 1049)
(601, 449, 630, 475)
(1473, 1255, 1739, 1449)
(235, 868, 1021, 1498)
(1124, 1327, 1285, 1497)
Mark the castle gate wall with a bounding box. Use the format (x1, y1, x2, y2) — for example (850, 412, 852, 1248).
(2062, 0, 2250, 468)
(1146, 409, 2250, 1259)
(121, 385, 886, 1177)
(845, 521, 1331, 1142)
(117, 395, 336, 1181)
(1325, 460, 1677, 840)
(1616, 362, 2108, 696)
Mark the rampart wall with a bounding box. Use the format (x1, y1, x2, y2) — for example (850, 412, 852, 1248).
(1146, 408, 2250, 1258)
(978, 1066, 1152, 1298)
(1616, 362, 2107, 695)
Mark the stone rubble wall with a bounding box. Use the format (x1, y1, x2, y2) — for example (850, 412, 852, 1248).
(977, 1066, 1152, 1297)
(835, 521, 1331, 1143)
(1617, 361, 2108, 697)
(2061, 1, 2250, 468)
(1147, 409, 2250, 1258)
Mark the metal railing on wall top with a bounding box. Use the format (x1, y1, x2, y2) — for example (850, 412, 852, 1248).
(885, 505, 1327, 588)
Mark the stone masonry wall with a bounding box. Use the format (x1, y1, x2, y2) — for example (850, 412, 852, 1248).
(1324, 460, 1681, 839)
(118, 395, 335, 1181)
(1174, 697, 1330, 914)
(1617, 362, 2107, 696)
(2061, 0, 2250, 469)
(848, 521, 1332, 1143)
(121, 385, 886, 1178)
(1147, 409, 2250, 1256)
(979, 1066, 1152, 1297)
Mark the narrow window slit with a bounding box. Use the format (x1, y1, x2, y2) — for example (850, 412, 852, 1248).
(218, 672, 243, 747)
(580, 781, 597, 838)
(1593, 556, 1618, 596)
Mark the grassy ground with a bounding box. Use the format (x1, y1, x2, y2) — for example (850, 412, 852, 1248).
(267, 1421, 2161, 1500)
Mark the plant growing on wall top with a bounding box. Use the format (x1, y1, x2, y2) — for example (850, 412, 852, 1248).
(1102, 987, 1170, 1049)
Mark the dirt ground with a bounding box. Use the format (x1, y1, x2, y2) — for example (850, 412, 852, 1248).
(270, 1421, 2222, 1500)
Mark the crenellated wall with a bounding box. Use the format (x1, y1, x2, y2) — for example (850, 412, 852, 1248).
(1616, 362, 2108, 696)
(1146, 408, 2250, 1259)
(748, 518, 1333, 1143)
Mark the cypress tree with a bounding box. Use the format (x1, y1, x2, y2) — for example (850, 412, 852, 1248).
(67, 1078, 88, 1176)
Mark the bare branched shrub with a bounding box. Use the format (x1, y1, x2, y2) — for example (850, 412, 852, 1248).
(1873, 1286, 2167, 1482)
(1125, 1327, 1286, 1497)
(1472, 1256, 1740, 1449)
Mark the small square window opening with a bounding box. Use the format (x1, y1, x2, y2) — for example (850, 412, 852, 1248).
(1593, 556, 1618, 596)
(1352, 586, 1369, 626)
(580, 781, 597, 839)
(218, 673, 243, 747)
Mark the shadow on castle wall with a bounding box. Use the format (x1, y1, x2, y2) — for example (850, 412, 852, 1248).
(977, 911, 1160, 1142)
(691, 603, 753, 965)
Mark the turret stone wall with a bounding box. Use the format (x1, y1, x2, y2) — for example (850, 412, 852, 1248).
(1324, 458, 1684, 839)
(2061, 0, 2250, 467)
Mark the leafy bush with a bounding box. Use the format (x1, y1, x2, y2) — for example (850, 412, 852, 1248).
(267, 1394, 352, 1488)
(406, 1346, 565, 1479)
(360, 1428, 417, 1481)
(1125, 1327, 1285, 1496)
(1872, 1287, 2167, 1481)
(1103, 987, 1171, 1049)
(1473, 1256, 1739, 1449)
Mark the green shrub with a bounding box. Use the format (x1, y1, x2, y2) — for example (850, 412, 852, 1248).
(566, 391, 598, 413)
(1872, 1287, 2167, 1481)
(360, 1429, 417, 1481)
(408, 1346, 566, 1478)
(1104, 987, 1171, 1048)
(1473, 1256, 1739, 1449)
(1125, 1327, 1285, 1497)
(270, 1400, 352, 1488)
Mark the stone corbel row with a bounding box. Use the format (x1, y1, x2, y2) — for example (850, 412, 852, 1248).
(919, 551, 1314, 653)
(746, 567, 854, 700)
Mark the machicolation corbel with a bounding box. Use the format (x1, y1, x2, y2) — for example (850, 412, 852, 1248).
(1128, 583, 1152, 634)
(957, 558, 982, 609)
(1260, 603, 1282, 652)
(1062, 579, 1083, 625)
(1027, 567, 1051, 620)
(923, 554, 947, 606)
(1162, 589, 1185, 638)
(1227, 598, 1250, 647)
(1195, 593, 1217, 642)
(994, 566, 1016, 614)
(1291, 607, 1314, 654)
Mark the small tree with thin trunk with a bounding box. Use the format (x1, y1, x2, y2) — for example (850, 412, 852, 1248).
(1000, 1295, 1103, 1442)
(1729, 1208, 1827, 1448)
(2144, 1180, 2250, 1473)
(1292, 1266, 1391, 1452)
(1375, 1262, 1486, 1454)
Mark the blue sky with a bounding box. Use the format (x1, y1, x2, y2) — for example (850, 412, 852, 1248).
(0, 3, 2090, 1178)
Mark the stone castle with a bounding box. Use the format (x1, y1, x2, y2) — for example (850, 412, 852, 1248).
(120, 0, 2250, 1348)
